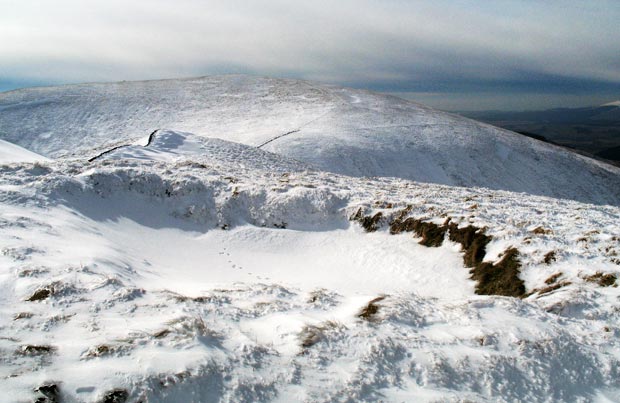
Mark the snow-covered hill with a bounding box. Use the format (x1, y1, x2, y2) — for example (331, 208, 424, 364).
(1, 76, 619, 205)
(1, 134, 620, 402)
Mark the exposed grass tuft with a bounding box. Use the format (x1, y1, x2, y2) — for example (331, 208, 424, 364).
(447, 223, 492, 268)
(357, 296, 387, 321)
(100, 389, 129, 403)
(299, 321, 340, 349)
(153, 329, 171, 339)
(81, 343, 132, 359)
(19, 344, 56, 356)
(351, 208, 384, 232)
(390, 217, 448, 247)
(470, 248, 525, 297)
(537, 281, 572, 296)
(35, 383, 60, 403)
(532, 226, 553, 235)
(14, 312, 33, 320)
(544, 273, 561, 285)
(26, 281, 79, 302)
(26, 288, 52, 302)
(585, 272, 617, 287)
(543, 251, 557, 265)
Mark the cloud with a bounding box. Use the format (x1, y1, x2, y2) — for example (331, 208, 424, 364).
(1, 0, 619, 108)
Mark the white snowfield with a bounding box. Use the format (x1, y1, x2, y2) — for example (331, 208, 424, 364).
(1, 75, 619, 205)
(1, 128, 620, 402)
(0, 139, 50, 164)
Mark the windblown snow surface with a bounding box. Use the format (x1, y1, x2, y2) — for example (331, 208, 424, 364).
(0, 139, 50, 164)
(1, 76, 620, 205)
(1, 128, 620, 403)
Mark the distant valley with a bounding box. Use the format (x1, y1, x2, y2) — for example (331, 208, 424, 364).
(461, 102, 620, 164)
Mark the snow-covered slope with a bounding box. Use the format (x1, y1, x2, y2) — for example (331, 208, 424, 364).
(92, 129, 310, 173)
(602, 100, 620, 107)
(1, 76, 619, 205)
(0, 139, 50, 164)
(1, 138, 620, 402)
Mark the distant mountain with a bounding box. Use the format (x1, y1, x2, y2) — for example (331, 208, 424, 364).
(598, 145, 620, 161)
(464, 102, 620, 124)
(462, 102, 620, 165)
(1, 76, 620, 205)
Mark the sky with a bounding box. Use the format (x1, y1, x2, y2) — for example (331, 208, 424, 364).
(1, 0, 619, 111)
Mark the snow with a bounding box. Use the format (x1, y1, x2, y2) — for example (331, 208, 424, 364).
(93, 129, 309, 173)
(601, 100, 620, 107)
(1, 75, 619, 205)
(0, 139, 50, 164)
(1, 77, 620, 402)
(1, 141, 619, 402)
(78, 220, 472, 299)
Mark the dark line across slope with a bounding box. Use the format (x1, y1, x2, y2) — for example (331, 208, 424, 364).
(88, 129, 159, 162)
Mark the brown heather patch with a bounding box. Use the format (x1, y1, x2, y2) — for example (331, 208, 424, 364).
(545, 273, 562, 285)
(585, 272, 617, 287)
(543, 251, 557, 265)
(390, 217, 448, 247)
(353, 208, 526, 298)
(532, 226, 553, 235)
(358, 296, 387, 321)
(351, 208, 384, 232)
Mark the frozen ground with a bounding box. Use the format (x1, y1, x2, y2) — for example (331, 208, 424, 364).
(1, 76, 619, 205)
(0, 130, 619, 402)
